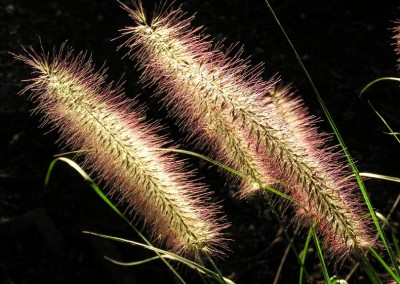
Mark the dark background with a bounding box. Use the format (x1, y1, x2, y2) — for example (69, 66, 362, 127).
(1, 0, 400, 283)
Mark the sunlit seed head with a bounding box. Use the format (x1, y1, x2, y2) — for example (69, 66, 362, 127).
(14, 43, 229, 259)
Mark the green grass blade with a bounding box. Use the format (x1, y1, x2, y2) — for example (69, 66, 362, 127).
(359, 253, 381, 284)
(203, 253, 228, 284)
(262, 185, 293, 202)
(330, 276, 349, 284)
(392, 232, 400, 258)
(299, 227, 313, 284)
(45, 157, 92, 186)
(311, 226, 330, 284)
(359, 77, 400, 97)
(375, 212, 391, 229)
(83, 231, 235, 284)
(44, 157, 187, 284)
(104, 255, 164, 266)
(105, 253, 228, 284)
(154, 148, 294, 202)
(153, 148, 244, 177)
(367, 101, 400, 144)
(369, 247, 400, 283)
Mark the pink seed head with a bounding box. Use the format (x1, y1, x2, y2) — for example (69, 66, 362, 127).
(14, 43, 228, 259)
(118, 1, 375, 260)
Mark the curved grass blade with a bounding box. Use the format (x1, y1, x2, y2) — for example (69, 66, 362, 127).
(203, 253, 227, 284)
(367, 101, 400, 144)
(392, 232, 400, 258)
(153, 148, 293, 202)
(359, 77, 400, 97)
(330, 276, 348, 284)
(153, 148, 244, 177)
(44, 157, 187, 284)
(45, 156, 92, 185)
(105, 251, 226, 284)
(83, 231, 235, 284)
(105, 255, 163, 266)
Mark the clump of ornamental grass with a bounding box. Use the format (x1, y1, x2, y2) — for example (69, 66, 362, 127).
(13, 44, 228, 259)
(118, 0, 375, 260)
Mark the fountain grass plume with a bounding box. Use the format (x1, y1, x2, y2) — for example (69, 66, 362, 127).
(118, 0, 375, 260)
(13, 43, 228, 259)
(118, 0, 280, 199)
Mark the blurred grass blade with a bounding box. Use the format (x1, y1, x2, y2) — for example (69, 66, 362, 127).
(44, 157, 187, 284)
(45, 157, 91, 185)
(359, 77, 400, 97)
(330, 276, 348, 284)
(375, 212, 391, 228)
(392, 232, 400, 258)
(104, 255, 164, 266)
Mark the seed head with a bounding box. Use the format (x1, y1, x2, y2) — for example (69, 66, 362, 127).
(118, 1, 375, 259)
(14, 43, 228, 259)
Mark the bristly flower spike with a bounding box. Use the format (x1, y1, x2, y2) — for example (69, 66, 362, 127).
(118, 0, 280, 200)
(14, 44, 228, 259)
(118, 1, 375, 260)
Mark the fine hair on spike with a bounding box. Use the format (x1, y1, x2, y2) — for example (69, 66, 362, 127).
(14, 43, 228, 259)
(118, 0, 375, 260)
